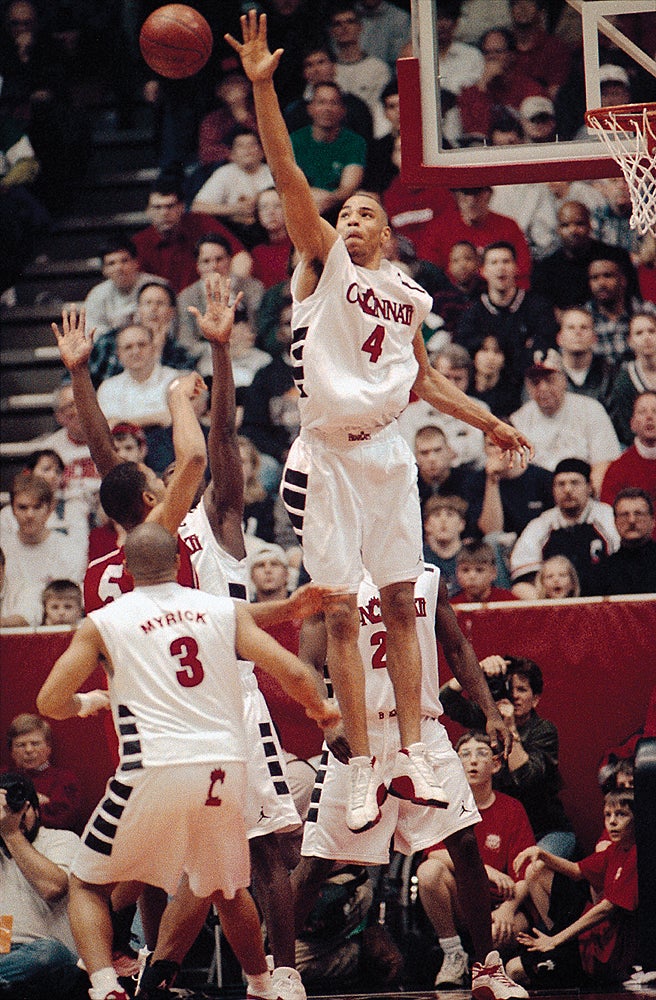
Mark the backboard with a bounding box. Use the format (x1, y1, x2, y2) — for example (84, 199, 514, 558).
(398, 0, 656, 187)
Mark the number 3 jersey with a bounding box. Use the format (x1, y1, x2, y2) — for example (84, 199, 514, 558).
(89, 582, 247, 769)
(290, 238, 432, 434)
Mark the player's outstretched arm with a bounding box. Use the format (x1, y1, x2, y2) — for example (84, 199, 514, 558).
(51, 306, 121, 477)
(435, 576, 513, 757)
(149, 373, 208, 536)
(188, 274, 246, 553)
(225, 11, 336, 265)
(412, 331, 533, 467)
(234, 603, 341, 729)
(37, 618, 107, 720)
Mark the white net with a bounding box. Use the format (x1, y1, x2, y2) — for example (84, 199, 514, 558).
(585, 106, 656, 237)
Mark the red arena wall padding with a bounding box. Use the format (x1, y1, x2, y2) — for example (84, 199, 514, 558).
(1, 597, 655, 849)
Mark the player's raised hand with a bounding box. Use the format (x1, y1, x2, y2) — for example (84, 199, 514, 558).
(224, 11, 283, 83)
(187, 273, 244, 346)
(51, 305, 94, 371)
(167, 371, 207, 402)
(488, 419, 534, 468)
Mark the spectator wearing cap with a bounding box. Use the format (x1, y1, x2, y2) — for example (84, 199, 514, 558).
(510, 348, 621, 495)
(248, 544, 324, 820)
(510, 457, 619, 598)
(0, 772, 86, 999)
(518, 95, 557, 143)
(83, 238, 163, 340)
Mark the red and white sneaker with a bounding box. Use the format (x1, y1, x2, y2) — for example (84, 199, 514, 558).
(346, 755, 387, 833)
(471, 950, 529, 1000)
(88, 989, 129, 1000)
(388, 743, 449, 807)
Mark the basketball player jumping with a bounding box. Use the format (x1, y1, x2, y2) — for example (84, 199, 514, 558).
(226, 11, 534, 833)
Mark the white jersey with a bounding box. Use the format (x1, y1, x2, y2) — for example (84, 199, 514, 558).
(179, 500, 250, 603)
(357, 565, 443, 720)
(90, 582, 247, 769)
(291, 238, 432, 434)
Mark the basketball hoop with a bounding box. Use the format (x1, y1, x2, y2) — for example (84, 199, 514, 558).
(585, 103, 656, 236)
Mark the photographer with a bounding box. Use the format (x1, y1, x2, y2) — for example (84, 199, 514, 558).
(440, 656, 575, 858)
(0, 773, 86, 999)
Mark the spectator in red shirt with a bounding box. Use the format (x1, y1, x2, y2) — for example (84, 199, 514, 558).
(5, 713, 81, 832)
(421, 187, 532, 288)
(458, 27, 546, 141)
(509, 790, 638, 987)
(510, 0, 572, 100)
(450, 541, 518, 604)
(132, 178, 249, 293)
(249, 187, 293, 288)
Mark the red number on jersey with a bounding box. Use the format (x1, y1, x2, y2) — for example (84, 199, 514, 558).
(361, 324, 385, 363)
(370, 630, 387, 669)
(170, 636, 204, 687)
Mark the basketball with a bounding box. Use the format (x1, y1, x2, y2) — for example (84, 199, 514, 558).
(139, 4, 213, 79)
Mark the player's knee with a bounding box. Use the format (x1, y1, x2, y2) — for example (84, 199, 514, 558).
(324, 598, 359, 643)
(416, 855, 450, 892)
(380, 582, 416, 628)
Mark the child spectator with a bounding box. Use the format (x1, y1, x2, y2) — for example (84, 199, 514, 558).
(111, 422, 148, 464)
(42, 579, 83, 627)
(0, 472, 86, 626)
(508, 791, 638, 988)
(417, 731, 535, 986)
(5, 713, 82, 832)
(192, 126, 273, 246)
(534, 555, 580, 600)
(0, 449, 89, 548)
(422, 495, 468, 595)
(450, 541, 517, 604)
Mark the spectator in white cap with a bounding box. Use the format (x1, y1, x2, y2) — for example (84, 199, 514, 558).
(249, 543, 290, 603)
(511, 348, 621, 494)
(598, 64, 632, 107)
(519, 96, 557, 143)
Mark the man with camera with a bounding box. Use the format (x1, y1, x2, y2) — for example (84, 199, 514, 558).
(0, 772, 86, 999)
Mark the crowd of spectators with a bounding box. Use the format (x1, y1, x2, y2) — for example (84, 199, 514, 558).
(1, 0, 655, 994)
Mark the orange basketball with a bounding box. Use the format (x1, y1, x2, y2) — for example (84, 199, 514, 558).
(139, 4, 213, 79)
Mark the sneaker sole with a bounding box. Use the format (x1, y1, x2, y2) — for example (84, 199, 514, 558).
(388, 776, 449, 807)
(472, 986, 527, 1000)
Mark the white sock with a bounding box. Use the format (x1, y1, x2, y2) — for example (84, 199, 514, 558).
(90, 966, 121, 996)
(440, 935, 464, 955)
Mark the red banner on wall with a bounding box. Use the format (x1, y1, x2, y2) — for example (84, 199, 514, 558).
(2, 597, 655, 850)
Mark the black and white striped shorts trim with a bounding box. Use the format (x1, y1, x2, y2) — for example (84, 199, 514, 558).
(84, 778, 133, 856)
(280, 467, 308, 542)
(259, 721, 290, 796)
(117, 704, 143, 772)
(305, 749, 330, 825)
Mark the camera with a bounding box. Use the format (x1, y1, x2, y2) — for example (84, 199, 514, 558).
(0, 774, 33, 813)
(487, 673, 512, 702)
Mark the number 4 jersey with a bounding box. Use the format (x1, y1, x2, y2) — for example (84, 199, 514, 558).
(89, 582, 247, 769)
(290, 238, 432, 434)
